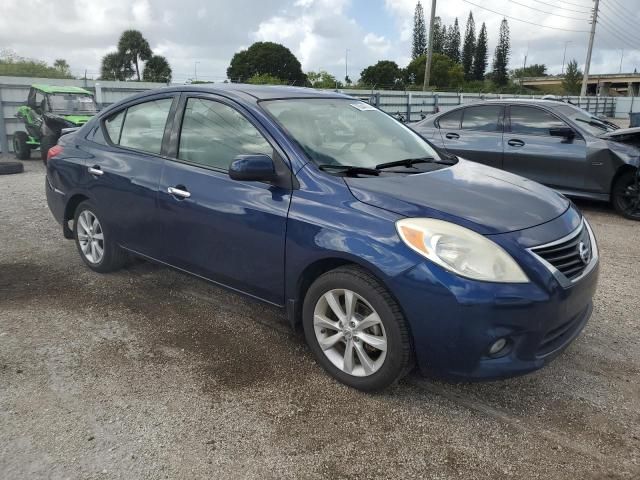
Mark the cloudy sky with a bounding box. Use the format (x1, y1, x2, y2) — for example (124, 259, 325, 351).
(1, 0, 638, 83)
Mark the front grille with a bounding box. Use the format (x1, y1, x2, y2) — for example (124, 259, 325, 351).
(531, 223, 592, 281)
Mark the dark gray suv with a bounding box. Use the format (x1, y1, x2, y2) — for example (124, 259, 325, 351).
(411, 99, 640, 219)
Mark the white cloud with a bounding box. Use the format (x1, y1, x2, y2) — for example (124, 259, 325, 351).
(0, 0, 637, 83)
(363, 33, 391, 56)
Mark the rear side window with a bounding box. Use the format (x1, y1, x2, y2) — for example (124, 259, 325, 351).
(461, 106, 503, 132)
(437, 109, 462, 129)
(177, 98, 272, 171)
(104, 110, 125, 144)
(510, 106, 567, 136)
(104, 98, 173, 155)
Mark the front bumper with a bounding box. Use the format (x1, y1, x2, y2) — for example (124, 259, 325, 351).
(388, 214, 599, 381)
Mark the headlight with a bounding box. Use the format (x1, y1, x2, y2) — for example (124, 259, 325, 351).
(396, 218, 529, 283)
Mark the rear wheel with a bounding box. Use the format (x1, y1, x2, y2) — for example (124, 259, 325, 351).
(612, 170, 640, 220)
(73, 201, 127, 273)
(302, 266, 413, 391)
(40, 134, 57, 163)
(13, 132, 30, 160)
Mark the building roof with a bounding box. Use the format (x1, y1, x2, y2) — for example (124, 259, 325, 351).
(31, 84, 93, 95)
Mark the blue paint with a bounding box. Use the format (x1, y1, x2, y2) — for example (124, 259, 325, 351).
(46, 85, 599, 380)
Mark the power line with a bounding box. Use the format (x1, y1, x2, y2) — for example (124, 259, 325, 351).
(460, 0, 591, 32)
(556, 0, 593, 8)
(507, 0, 590, 20)
(597, 17, 640, 48)
(529, 0, 591, 14)
(598, 15, 640, 43)
(599, 2, 640, 39)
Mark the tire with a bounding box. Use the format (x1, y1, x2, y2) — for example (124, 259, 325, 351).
(612, 170, 640, 221)
(40, 134, 58, 163)
(13, 131, 30, 160)
(73, 200, 128, 273)
(302, 266, 414, 391)
(0, 161, 24, 175)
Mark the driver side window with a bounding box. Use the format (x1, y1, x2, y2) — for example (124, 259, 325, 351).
(510, 106, 567, 136)
(177, 98, 272, 171)
(34, 91, 45, 113)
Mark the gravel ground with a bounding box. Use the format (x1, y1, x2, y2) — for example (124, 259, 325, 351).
(1, 156, 639, 479)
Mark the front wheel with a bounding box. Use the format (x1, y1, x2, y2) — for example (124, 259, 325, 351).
(612, 170, 640, 220)
(302, 266, 413, 391)
(73, 201, 127, 273)
(13, 131, 30, 160)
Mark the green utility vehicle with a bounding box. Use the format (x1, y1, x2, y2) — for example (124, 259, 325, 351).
(14, 84, 99, 161)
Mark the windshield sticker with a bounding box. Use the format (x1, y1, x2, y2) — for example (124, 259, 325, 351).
(350, 102, 377, 111)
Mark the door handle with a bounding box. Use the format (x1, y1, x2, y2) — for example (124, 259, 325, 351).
(445, 132, 460, 140)
(168, 186, 191, 199)
(88, 166, 103, 176)
(508, 139, 525, 147)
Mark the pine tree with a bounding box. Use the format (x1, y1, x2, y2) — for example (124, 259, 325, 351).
(562, 59, 582, 95)
(412, 2, 427, 59)
(492, 18, 510, 86)
(472, 22, 488, 81)
(432, 20, 446, 55)
(461, 13, 475, 80)
(445, 19, 461, 63)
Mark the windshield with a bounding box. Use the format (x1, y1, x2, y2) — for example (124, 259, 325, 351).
(555, 104, 616, 135)
(261, 98, 442, 169)
(47, 93, 98, 115)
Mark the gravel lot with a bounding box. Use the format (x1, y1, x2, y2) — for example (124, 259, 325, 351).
(1, 156, 639, 479)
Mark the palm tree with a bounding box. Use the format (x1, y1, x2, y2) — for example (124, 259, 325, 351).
(117, 30, 152, 81)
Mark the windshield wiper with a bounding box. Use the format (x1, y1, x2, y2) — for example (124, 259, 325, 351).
(318, 164, 380, 176)
(376, 156, 453, 169)
(574, 117, 613, 131)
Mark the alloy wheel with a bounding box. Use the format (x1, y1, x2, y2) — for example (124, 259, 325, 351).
(615, 179, 640, 219)
(313, 289, 387, 377)
(77, 210, 105, 264)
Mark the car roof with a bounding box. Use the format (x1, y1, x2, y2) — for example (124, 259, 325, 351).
(32, 84, 93, 95)
(144, 83, 350, 101)
(462, 98, 571, 107)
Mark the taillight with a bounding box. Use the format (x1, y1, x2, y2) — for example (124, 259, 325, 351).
(46, 144, 64, 163)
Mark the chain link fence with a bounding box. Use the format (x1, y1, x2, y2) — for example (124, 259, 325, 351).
(0, 77, 629, 154)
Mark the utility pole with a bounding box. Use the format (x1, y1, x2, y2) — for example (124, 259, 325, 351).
(423, 0, 437, 91)
(619, 49, 624, 73)
(345, 49, 350, 84)
(580, 0, 599, 97)
(561, 41, 571, 75)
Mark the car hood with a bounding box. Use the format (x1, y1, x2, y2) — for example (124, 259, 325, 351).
(345, 159, 569, 235)
(598, 126, 640, 139)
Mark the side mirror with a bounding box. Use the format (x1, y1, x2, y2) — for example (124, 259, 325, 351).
(549, 127, 575, 139)
(229, 154, 278, 182)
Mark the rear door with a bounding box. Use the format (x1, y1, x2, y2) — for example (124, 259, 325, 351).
(157, 93, 292, 305)
(503, 105, 587, 190)
(438, 105, 504, 169)
(86, 94, 177, 257)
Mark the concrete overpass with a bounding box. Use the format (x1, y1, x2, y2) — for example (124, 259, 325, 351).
(521, 73, 640, 96)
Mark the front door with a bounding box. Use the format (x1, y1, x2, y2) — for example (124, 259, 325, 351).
(158, 94, 292, 305)
(503, 105, 587, 190)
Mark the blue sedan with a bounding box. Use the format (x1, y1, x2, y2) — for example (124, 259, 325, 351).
(45, 85, 599, 391)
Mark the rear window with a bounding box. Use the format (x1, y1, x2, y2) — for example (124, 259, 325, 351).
(461, 106, 503, 132)
(437, 109, 462, 129)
